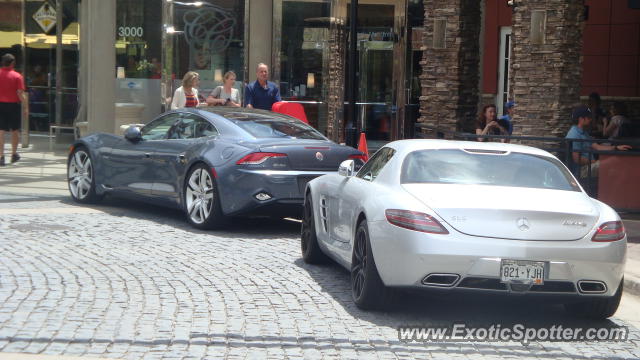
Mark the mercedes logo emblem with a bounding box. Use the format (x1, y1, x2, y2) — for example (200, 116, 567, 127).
(315, 152, 324, 161)
(516, 217, 530, 231)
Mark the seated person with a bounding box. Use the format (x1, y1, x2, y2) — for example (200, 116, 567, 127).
(565, 105, 632, 178)
(476, 104, 507, 142)
(498, 100, 515, 135)
(603, 102, 630, 139)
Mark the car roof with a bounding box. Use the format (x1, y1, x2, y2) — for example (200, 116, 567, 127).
(385, 139, 555, 158)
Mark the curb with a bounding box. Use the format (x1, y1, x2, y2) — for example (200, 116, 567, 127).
(623, 273, 640, 297)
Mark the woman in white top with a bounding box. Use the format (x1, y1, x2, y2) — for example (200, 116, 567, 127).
(171, 71, 201, 109)
(206, 71, 241, 107)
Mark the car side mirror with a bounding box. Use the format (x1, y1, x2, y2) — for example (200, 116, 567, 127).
(124, 126, 142, 142)
(338, 159, 355, 177)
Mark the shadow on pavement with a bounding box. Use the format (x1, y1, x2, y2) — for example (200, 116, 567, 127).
(294, 258, 626, 332)
(52, 195, 302, 238)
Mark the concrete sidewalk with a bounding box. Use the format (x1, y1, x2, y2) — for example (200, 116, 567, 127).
(2, 134, 640, 296)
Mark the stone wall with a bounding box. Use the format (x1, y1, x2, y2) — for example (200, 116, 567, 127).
(509, 0, 585, 137)
(419, 0, 481, 133)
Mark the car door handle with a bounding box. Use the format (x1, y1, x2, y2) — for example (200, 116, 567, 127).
(145, 152, 151, 158)
(177, 154, 186, 163)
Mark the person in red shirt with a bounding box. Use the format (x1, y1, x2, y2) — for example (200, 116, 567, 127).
(0, 53, 27, 166)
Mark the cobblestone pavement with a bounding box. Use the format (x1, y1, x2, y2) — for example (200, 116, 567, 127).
(0, 194, 639, 359)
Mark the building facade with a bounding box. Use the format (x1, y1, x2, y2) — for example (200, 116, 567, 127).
(0, 0, 638, 146)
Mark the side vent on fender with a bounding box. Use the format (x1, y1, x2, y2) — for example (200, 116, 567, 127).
(320, 197, 328, 233)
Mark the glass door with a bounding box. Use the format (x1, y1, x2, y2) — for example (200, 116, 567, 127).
(497, 26, 512, 116)
(344, 0, 405, 149)
(24, 0, 80, 133)
(403, 0, 424, 139)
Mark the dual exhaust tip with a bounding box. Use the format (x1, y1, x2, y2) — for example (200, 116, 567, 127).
(422, 273, 460, 287)
(423, 275, 607, 294)
(577, 280, 607, 294)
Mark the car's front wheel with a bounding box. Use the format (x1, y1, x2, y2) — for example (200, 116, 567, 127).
(184, 163, 226, 229)
(564, 279, 623, 319)
(68, 146, 102, 203)
(351, 219, 394, 310)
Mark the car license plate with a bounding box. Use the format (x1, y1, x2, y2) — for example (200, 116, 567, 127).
(500, 260, 545, 285)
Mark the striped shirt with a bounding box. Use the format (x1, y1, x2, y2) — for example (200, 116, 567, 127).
(185, 92, 198, 108)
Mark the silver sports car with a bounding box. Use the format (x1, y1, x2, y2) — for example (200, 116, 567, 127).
(301, 139, 626, 319)
(67, 107, 365, 229)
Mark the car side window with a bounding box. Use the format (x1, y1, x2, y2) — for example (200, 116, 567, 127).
(356, 147, 395, 181)
(141, 114, 181, 140)
(170, 114, 218, 139)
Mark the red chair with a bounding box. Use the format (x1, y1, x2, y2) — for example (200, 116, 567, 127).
(271, 101, 309, 124)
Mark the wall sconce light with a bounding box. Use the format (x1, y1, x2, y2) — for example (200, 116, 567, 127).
(307, 73, 315, 88)
(117, 67, 125, 79)
(214, 69, 223, 82)
(530, 10, 547, 45)
(174, 1, 203, 6)
(432, 18, 446, 49)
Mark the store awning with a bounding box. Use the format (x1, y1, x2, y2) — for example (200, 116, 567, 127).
(0, 23, 81, 49)
(0, 31, 23, 49)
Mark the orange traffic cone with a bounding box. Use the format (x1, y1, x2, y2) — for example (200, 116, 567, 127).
(357, 132, 369, 162)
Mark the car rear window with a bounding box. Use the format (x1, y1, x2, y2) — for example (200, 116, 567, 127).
(401, 149, 581, 191)
(230, 116, 326, 140)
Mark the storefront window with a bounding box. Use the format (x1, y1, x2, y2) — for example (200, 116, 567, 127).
(274, 0, 330, 134)
(23, 0, 80, 131)
(115, 0, 162, 124)
(115, 0, 162, 79)
(172, 0, 245, 103)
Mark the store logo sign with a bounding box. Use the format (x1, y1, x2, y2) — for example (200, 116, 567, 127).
(33, 2, 57, 34)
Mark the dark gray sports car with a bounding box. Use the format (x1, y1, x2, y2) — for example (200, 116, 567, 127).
(67, 107, 365, 229)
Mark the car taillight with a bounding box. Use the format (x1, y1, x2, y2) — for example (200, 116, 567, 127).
(385, 209, 449, 234)
(349, 154, 368, 162)
(591, 221, 626, 242)
(236, 152, 287, 165)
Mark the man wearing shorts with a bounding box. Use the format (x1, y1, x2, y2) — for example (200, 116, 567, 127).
(0, 53, 27, 166)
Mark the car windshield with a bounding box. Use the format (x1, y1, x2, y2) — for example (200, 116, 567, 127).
(230, 116, 326, 140)
(401, 149, 581, 191)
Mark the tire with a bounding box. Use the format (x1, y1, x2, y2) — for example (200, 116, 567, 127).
(184, 163, 226, 230)
(301, 193, 329, 264)
(68, 146, 102, 204)
(351, 219, 394, 310)
(564, 279, 623, 320)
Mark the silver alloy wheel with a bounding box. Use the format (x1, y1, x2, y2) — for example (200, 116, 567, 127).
(186, 168, 214, 224)
(68, 150, 93, 200)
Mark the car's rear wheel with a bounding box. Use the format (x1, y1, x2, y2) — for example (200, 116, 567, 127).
(184, 164, 226, 229)
(564, 279, 623, 319)
(68, 146, 102, 204)
(351, 219, 393, 310)
(301, 193, 329, 264)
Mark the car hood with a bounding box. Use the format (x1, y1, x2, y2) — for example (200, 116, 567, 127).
(402, 183, 599, 241)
